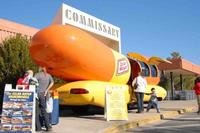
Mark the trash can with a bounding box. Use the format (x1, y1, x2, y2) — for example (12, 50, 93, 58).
(51, 90, 59, 125)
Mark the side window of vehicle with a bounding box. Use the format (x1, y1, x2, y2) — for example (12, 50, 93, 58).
(150, 65, 157, 77)
(139, 61, 150, 77)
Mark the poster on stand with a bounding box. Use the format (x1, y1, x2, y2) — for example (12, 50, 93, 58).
(0, 84, 35, 133)
(105, 86, 128, 121)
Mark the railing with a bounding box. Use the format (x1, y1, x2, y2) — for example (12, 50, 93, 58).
(165, 90, 196, 100)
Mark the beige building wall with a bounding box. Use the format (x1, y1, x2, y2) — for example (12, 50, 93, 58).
(0, 18, 39, 43)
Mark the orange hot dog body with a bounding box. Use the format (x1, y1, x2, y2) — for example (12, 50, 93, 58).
(30, 25, 116, 81)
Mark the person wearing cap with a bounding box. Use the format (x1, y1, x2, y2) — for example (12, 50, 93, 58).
(17, 70, 33, 89)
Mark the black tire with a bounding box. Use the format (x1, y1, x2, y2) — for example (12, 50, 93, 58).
(71, 106, 89, 115)
(127, 103, 136, 110)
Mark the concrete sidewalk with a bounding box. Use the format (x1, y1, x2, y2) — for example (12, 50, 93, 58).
(50, 100, 198, 133)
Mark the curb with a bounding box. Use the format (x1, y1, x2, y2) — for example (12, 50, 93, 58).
(103, 106, 197, 133)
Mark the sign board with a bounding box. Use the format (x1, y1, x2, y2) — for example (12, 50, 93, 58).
(52, 3, 121, 52)
(105, 86, 128, 121)
(0, 84, 36, 133)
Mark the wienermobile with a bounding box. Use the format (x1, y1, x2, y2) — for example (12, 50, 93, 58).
(30, 24, 168, 112)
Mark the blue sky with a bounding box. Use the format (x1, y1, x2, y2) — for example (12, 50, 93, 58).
(1, 0, 200, 65)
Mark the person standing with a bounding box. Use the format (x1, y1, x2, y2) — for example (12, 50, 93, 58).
(132, 72, 147, 113)
(34, 67, 54, 131)
(193, 77, 200, 114)
(17, 70, 41, 131)
(17, 70, 34, 89)
(29, 77, 41, 131)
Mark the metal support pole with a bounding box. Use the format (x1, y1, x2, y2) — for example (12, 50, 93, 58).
(170, 72, 174, 100)
(180, 74, 183, 91)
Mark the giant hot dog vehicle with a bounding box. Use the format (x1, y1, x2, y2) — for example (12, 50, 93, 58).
(29, 4, 167, 112)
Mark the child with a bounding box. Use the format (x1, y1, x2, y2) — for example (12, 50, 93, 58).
(146, 88, 160, 113)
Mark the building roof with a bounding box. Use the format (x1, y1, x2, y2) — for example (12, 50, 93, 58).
(158, 58, 200, 75)
(0, 18, 39, 42)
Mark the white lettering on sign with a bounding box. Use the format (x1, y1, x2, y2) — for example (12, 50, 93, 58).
(117, 59, 129, 75)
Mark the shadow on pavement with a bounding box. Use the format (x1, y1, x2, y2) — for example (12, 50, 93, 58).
(59, 105, 104, 117)
(164, 117, 200, 121)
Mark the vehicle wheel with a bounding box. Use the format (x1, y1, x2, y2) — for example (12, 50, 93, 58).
(71, 106, 89, 115)
(157, 97, 163, 101)
(127, 103, 136, 110)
